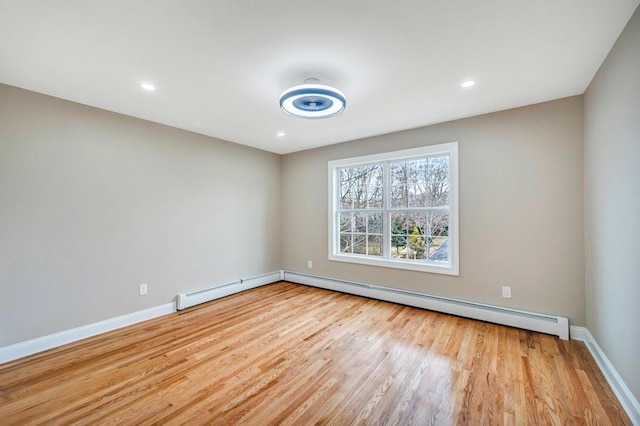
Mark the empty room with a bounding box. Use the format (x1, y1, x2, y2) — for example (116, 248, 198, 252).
(1, 1, 639, 424)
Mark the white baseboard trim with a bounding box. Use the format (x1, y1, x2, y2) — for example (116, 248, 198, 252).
(0, 302, 176, 364)
(571, 326, 639, 425)
(177, 271, 281, 310)
(569, 325, 589, 341)
(0, 271, 282, 364)
(283, 271, 570, 340)
(6, 270, 637, 425)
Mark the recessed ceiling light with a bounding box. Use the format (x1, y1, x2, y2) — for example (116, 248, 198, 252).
(141, 82, 155, 91)
(461, 80, 475, 88)
(277, 132, 285, 137)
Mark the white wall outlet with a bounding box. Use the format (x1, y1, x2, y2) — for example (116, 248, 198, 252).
(139, 283, 148, 296)
(502, 286, 512, 299)
(307, 260, 313, 269)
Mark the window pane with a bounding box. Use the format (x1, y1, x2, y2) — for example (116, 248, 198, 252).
(339, 164, 383, 210)
(390, 212, 428, 235)
(353, 186, 368, 209)
(367, 235, 382, 256)
(429, 211, 449, 237)
(352, 234, 367, 254)
(390, 212, 405, 234)
(368, 212, 383, 234)
(390, 162, 409, 208)
(354, 213, 367, 233)
(368, 185, 383, 208)
(391, 158, 432, 208)
(340, 233, 351, 253)
(390, 162, 408, 186)
(407, 223, 427, 259)
(339, 213, 352, 232)
(428, 156, 449, 207)
(409, 178, 427, 208)
(391, 185, 408, 208)
(339, 169, 353, 209)
(428, 238, 449, 262)
(409, 159, 428, 208)
(390, 212, 428, 259)
(390, 212, 408, 258)
(340, 213, 383, 256)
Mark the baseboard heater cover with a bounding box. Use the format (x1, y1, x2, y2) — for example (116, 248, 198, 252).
(176, 271, 281, 310)
(283, 271, 570, 340)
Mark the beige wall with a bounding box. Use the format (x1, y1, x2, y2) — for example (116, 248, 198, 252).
(0, 86, 587, 348)
(0, 84, 281, 346)
(584, 6, 640, 401)
(282, 96, 585, 324)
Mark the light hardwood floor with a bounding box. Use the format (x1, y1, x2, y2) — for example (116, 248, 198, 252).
(0, 282, 631, 425)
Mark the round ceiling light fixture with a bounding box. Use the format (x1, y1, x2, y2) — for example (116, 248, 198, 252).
(279, 78, 346, 119)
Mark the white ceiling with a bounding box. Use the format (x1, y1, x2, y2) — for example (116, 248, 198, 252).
(1, 1, 638, 154)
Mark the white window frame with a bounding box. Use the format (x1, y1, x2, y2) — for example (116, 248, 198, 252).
(328, 142, 459, 275)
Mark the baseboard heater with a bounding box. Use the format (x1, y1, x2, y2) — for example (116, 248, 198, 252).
(175, 270, 569, 340)
(283, 271, 569, 340)
(176, 271, 282, 310)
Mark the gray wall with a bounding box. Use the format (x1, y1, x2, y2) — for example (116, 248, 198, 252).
(0, 84, 281, 346)
(281, 96, 585, 324)
(584, 6, 640, 401)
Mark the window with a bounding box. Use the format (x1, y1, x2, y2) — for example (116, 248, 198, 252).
(328, 142, 458, 275)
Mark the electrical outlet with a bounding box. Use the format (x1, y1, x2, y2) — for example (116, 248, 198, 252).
(502, 286, 511, 299)
(307, 260, 313, 269)
(139, 283, 148, 296)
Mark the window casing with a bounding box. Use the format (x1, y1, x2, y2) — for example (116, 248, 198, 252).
(328, 143, 459, 275)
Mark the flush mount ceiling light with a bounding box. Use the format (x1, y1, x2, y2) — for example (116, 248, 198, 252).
(279, 78, 346, 119)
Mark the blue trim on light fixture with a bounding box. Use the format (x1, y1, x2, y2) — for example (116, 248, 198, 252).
(279, 83, 346, 119)
(293, 95, 334, 112)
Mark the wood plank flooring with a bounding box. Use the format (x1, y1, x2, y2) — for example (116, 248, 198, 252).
(0, 282, 631, 425)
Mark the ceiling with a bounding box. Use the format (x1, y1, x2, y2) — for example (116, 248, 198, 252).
(1, 1, 638, 154)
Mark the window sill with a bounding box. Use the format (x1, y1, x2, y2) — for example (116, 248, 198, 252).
(328, 253, 459, 276)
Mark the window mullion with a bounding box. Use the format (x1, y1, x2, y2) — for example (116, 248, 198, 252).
(383, 161, 390, 260)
